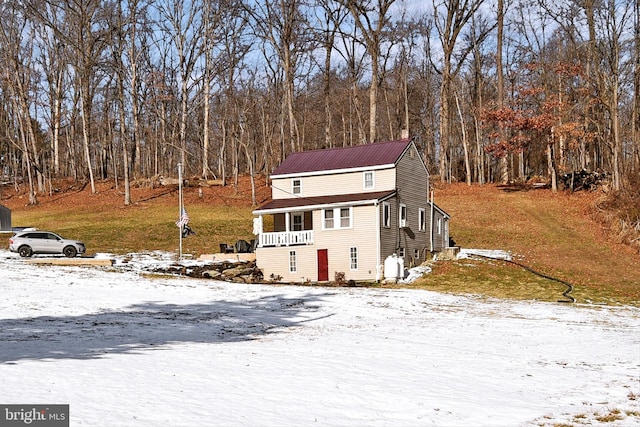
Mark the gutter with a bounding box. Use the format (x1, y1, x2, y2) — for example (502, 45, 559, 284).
(375, 201, 381, 281)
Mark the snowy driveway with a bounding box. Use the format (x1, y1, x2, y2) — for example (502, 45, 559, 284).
(0, 251, 638, 426)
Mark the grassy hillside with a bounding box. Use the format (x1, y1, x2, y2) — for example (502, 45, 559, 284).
(2, 178, 638, 305)
(410, 183, 640, 305)
(1, 178, 268, 256)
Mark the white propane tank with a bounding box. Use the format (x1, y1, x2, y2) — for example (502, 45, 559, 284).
(384, 254, 400, 281)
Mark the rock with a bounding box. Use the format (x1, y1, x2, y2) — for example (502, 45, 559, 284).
(222, 266, 254, 278)
(202, 270, 223, 279)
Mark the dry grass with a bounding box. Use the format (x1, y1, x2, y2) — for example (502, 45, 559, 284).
(409, 183, 640, 306)
(2, 178, 639, 305)
(2, 178, 269, 257)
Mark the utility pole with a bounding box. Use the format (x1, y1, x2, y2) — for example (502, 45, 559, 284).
(178, 163, 183, 259)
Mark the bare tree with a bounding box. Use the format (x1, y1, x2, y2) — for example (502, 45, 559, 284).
(593, 0, 633, 191)
(433, 0, 492, 183)
(156, 0, 204, 173)
(338, 0, 397, 143)
(315, 0, 349, 148)
(496, 0, 508, 184)
(248, 0, 314, 157)
(0, 1, 41, 204)
(634, 0, 640, 171)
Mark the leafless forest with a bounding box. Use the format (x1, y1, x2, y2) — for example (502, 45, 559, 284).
(1, 0, 639, 206)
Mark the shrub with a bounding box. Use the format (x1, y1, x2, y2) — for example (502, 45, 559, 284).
(596, 174, 640, 252)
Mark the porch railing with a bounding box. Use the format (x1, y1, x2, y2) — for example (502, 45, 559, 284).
(259, 230, 314, 247)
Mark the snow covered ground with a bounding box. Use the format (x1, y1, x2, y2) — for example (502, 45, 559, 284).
(0, 250, 638, 426)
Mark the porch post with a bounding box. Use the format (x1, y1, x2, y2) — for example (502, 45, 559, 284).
(253, 215, 263, 248)
(285, 212, 290, 246)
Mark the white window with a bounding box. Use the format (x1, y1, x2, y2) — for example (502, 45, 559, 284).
(399, 204, 407, 228)
(418, 208, 426, 232)
(292, 213, 303, 231)
(414, 249, 420, 259)
(398, 247, 405, 257)
(289, 250, 297, 273)
(323, 207, 352, 229)
(382, 202, 390, 228)
(340, 208, 350, 228)
(437, 218, 442, 234)
(363, 171, 374, 189)
(292, 178, 301, 195)
(323, 209, 334, 229)
(349, 247, 358, 270)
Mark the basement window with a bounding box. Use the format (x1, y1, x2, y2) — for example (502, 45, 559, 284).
(350, 247, 358, 270)
(289, 250, 297, 273)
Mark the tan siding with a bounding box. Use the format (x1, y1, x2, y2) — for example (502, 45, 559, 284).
(270, 178, 293, 200)
(272, 169, 395, 199)
(256, 205, 381, 282)
(255, 245, 318, 282)
(313, 206, 380, 281)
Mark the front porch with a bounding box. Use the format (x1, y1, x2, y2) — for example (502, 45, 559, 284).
(259, 230, 314, 247)
(254, 211, 314, 248)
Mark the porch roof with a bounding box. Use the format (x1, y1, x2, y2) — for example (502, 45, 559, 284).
(253, 190, 396, 214)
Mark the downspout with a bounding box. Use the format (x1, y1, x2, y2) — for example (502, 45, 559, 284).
(429, 190, 434, 253)
(375, 201, 381, 281)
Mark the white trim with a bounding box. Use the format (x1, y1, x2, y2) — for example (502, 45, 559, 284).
(253, 198, 384, 215)
(349, 246, 358, 270)
(271, 163, 394, 179)
(418, 208, 426, 232)
(375, 202, 381, 281)
(382, 202, 391, 228)
(291, 178, 302, 195)
(291, 212, 303, 231)
(288, 250, 297, 273)
(322, 207, 353, 230)
(363, 171, 375, 190)
(399, 203, 407, 228)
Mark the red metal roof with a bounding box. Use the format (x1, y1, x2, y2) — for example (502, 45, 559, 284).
(254, 190, 396, 213)
(271, 139, 412, 176)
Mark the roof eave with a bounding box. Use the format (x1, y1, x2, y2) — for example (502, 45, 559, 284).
(253, 191, 396, 215)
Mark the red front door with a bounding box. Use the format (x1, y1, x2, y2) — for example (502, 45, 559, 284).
(317, 249, 328, 281)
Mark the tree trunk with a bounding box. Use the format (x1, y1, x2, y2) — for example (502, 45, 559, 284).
(455, 93, 471, 185)
(548, 137, 557, 192)
(80, 85, 96, 194)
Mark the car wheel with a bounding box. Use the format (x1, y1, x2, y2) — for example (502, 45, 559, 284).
(18, 246, 33, 257)
(63, 246, 78, 258)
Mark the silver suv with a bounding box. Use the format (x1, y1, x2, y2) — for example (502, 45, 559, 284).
(9, 231, 86, 258)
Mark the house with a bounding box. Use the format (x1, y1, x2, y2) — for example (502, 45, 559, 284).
(0, 204, 11, 232)
(252, 138, 450, 283)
